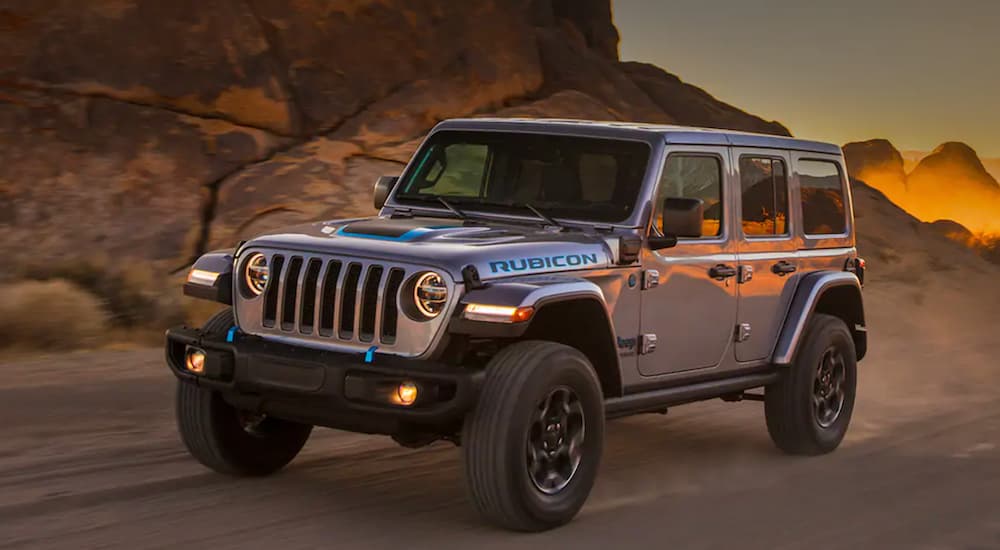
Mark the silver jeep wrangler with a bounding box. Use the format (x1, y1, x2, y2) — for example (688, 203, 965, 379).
(169, 118, 867, 531)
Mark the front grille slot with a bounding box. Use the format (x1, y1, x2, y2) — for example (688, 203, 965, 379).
(262, 255, 285, 327)
(359, 266, 384, 342)
(299, 259, 322, 334)
(318, 260, 342, 336)
(247, 253, 416, 349)
(339, 263, 362, 340)
(281, 257, 303, 331)
(381, 268, 405, 344)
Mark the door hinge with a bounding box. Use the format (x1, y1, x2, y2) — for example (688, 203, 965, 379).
(640, 333, 658, 355)
(642, 269, 659, 290)
(738, 265, 754, 284)
(736, 323, 752, 342)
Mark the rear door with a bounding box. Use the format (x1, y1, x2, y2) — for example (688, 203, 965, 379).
(733, 148, 799, 362)
(639, 147, 738, 376)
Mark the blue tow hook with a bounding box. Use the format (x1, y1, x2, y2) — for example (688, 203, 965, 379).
(364, 346, 378, 364)
(226, 326, 238, 343)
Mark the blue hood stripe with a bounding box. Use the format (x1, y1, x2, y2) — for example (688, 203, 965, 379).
(336, 225, 453, 241)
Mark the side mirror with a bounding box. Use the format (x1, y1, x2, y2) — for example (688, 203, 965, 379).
(662, 197, 704, 237)
(650, 197, 703, 250)
(373, 176, 399, 209)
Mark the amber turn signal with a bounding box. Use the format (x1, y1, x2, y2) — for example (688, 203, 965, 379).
(463, 303, 535, 323)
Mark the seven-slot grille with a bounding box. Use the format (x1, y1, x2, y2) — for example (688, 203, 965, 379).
(259, 254, 407, 345)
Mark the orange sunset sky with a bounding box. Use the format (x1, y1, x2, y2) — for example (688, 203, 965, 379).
(615, 0, 1000, 157)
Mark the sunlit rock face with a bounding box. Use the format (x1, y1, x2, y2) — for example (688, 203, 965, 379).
(906, 143, 1000, 233)
(844, 139, 909, 203)
(0, 0, 789, 274)
(845, 139, 1000, 236)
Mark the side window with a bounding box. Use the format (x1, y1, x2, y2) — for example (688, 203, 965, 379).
(799, 159, 847, 235)
(655, 155, 723, 237)
(412, 143, 489, 197)
(740, 157, 788, 236)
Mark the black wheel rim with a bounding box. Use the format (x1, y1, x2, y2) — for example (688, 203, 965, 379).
(813, 346, 847, 429)
(526, 386, 586, 495)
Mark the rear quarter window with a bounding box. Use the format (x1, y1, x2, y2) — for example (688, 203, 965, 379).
(798, 159, 848, 235)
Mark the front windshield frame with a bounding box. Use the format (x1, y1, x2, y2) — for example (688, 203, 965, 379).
(387, 129, 656, 226)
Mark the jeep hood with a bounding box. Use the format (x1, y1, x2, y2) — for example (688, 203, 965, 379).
(244, 216, 617, 281)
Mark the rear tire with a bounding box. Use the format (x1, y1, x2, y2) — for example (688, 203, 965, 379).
(462, 341, 604, 532)
(175, 309, 312, 476)
(765, 313, 857, 455)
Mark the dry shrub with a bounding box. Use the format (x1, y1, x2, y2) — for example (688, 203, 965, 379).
(16, 258, 185, 330)
(0, 279, 110, 350)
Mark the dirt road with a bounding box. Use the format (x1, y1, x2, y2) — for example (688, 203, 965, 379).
(1, 280, 999, 549)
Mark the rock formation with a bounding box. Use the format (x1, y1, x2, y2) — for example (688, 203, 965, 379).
(843, 139, 908, 202)
(845, 139, 1000, 235)
(0, 0, 791, 276)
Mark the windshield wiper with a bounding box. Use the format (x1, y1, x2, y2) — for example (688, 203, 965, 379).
(436, 196, 466, 219)
(521, 203, 564, 229)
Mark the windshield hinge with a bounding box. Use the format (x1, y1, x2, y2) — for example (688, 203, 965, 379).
(462, 265, 487, 290)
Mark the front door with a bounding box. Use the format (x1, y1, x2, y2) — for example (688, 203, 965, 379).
(639, 148, 738, 376)
(732, 148, 799, 362)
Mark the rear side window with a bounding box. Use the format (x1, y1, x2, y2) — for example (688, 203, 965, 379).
(655, 155, 723, 237)
(799, 160, 847, 235)
(740, 157, 788, 236)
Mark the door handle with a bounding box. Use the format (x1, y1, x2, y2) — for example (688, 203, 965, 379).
(772, 261, 798, 276)
(709, 264, 737, 280)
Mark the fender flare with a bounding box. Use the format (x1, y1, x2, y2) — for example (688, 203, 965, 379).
(771, 271, 866, 365)
(450, 275, 622, 394)
(183, 249, 235, 304)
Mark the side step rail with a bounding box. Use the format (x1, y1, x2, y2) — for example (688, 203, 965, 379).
(605, 371, 780, 419)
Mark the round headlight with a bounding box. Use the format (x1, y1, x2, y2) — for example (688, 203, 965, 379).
(244, 253, 269, 296)
(413, 272, 447, 318)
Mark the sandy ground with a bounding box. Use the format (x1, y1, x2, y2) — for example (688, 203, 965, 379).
(1, 271, 998, 549)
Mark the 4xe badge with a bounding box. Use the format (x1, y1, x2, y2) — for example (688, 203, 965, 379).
(617, 335, 637, 357)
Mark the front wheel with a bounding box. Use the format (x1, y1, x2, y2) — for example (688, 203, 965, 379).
(462, 341, 605, 532)
(175, 309, 312, 476)
(765, 313, 857, 455)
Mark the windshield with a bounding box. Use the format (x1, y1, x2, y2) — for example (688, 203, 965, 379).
(394, 130, 651, 224)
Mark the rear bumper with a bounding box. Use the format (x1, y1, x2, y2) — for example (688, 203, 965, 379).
(164, 326, 482, 434)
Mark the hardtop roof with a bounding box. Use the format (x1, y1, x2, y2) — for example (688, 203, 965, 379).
(435, 118, 842, 156)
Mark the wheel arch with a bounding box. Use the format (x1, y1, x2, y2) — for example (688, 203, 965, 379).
(450, 276, 623, 398)
(772, 271, 866, 365)
(520, 297, 622, 398)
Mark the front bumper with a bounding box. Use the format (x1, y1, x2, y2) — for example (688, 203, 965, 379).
(165, 326, 482, 434)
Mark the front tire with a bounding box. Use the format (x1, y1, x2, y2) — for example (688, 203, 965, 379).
(175, 309, 312, 476)
(462, 341, 605, 532)
(765, 313, 857, 455)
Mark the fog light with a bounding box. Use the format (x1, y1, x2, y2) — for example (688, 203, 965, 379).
(392, 382, 418, 406)
(185, 347, 207, 375)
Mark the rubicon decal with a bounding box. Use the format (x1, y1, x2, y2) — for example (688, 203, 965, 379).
(489, 253, 600, 273)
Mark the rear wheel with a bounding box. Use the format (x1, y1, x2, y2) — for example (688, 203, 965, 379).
(765, 314, 857, 455)
(462, 341, 604, 531)
(175, 309, 312, 476)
